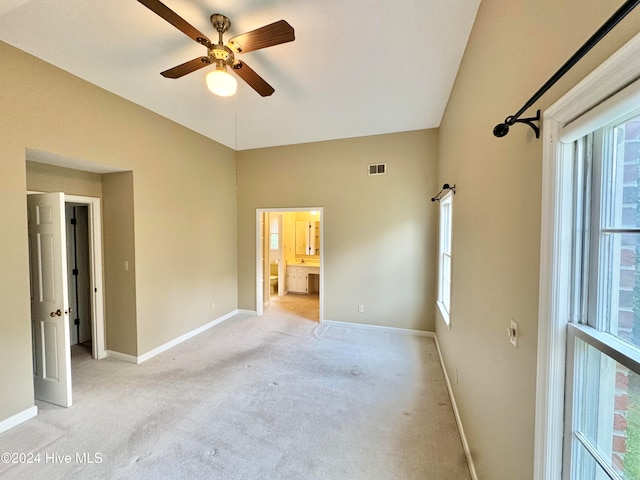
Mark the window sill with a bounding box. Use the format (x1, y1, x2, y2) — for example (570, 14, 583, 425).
(437, 301, 451, 329)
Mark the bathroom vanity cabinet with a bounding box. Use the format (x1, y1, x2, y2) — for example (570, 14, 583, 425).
(286, 264, 320, 294)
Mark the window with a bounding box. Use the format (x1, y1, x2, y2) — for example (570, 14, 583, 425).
(564, 110, 640, 479)
(270, 215, 279, 250)
(536, 35, 640, 480)
(437, 191, 453, 325)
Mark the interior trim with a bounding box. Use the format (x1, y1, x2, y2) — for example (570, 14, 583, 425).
(0, 406, 38, 434)
(107, 309, 240, 364)
(321, 319, 434, 337)
(433, 334, 478, 480)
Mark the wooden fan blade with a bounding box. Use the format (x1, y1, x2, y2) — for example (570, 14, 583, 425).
(138, 0, 211, 46)
(228, 20, 294, 53)
(161, 57, 212, 78)
(232, 61, 275, 97)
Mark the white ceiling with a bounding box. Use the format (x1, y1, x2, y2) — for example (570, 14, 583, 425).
(0, 0, 480, 151)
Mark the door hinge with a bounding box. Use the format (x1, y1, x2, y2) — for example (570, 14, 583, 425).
(74, 318, 80, 325)
(73, 268, 79, 276)
(70, 218, 77, 225)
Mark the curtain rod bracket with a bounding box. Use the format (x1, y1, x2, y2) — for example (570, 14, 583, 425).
(431, 183, 456, 202)
(492, 0, 639, 140)
(493, 110, 540, 139)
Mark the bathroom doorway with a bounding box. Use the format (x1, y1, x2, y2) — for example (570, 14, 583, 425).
(256, 208, 323, 322)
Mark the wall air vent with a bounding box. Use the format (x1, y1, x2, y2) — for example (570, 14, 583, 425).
(368, 163, 387, 176)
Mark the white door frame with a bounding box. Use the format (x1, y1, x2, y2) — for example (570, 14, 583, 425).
(255, 207, 324, 320)
(261, 212, 270, 307)
(276, 213, 285, 297)
(535, 32, 640, 479)
(29, 192, 106, 360)
(65, 195, 106, 360)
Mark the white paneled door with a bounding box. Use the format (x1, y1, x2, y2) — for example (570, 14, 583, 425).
(27, 193, 72, 407)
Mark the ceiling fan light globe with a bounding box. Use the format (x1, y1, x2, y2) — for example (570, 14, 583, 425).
(206, 70, 237, 96)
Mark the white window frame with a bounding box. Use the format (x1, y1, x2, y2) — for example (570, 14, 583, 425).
(437, 190, 453, 326)
(563, 111, 640, 479)
(536, 32, 640, 480)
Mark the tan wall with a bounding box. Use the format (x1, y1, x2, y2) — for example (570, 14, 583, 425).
(436, 1, 640, 478)
(0, 41, 237, 422)
(26, 161, 103, 198)
(0, 147, 33, 423)
(103, 172, 138, 356)
(237, 130, 439, 330)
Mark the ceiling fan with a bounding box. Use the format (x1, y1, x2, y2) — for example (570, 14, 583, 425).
(137, 0, 295, 97)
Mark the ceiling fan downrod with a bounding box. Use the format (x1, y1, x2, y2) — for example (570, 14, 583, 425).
(208, 14, 234, 66)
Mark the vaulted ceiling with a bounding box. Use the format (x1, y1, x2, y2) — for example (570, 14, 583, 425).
(0, 0, 480, 150)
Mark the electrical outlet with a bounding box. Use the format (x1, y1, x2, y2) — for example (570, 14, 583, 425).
(455, 369, 459, 385)
(508, 319, 519, 347)
(358, 304, 364, 313)
(211, 302, 216, 310)
(123, 261, 129, 271)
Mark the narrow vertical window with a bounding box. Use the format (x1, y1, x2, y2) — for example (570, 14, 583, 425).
(438, 191, 453, 325)
(270, 216, 279, 250)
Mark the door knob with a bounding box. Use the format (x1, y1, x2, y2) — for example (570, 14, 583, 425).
(50, 309, 62, 317)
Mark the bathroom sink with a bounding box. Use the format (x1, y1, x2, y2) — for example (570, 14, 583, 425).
(288, 260, 320, 267)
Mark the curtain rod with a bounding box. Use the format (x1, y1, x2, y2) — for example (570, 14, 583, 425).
(431, 183, 456, 202)
(493, 0, 640, 139)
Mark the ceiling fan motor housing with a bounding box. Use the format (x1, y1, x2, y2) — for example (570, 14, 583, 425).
(209, 45, 234, 65)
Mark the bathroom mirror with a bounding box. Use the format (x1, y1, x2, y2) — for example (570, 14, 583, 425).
(295, 221, 319, 255)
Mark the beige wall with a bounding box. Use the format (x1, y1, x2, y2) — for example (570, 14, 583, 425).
(0, 41, 237, 422)
(237, 130, 439, 330)
(103, 171, 138, 356)
(26, 161, 103, 198)
(436, 1, 640, 478)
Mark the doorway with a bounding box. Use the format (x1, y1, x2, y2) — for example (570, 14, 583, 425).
(65, 203, 92, 356)
(62, 195, 106, 361)
(256, 208, 323, 321)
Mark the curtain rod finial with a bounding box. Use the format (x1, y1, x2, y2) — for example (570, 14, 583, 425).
(493, 110, 540, 139)
(493, 123, 510, 137)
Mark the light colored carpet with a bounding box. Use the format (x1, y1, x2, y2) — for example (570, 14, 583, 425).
(0, 295, 470, 479)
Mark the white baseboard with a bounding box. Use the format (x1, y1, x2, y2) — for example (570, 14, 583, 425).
(432, 335, 478, 480)
(108, 310, 239, 365)
(237, 309, 257, 316)
(321, 319, 434, 337)
(106, 350, 138, 364)
(0, 406, 38, 434)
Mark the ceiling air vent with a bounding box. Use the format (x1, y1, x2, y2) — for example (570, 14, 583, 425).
(368, 163, 387, 176)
